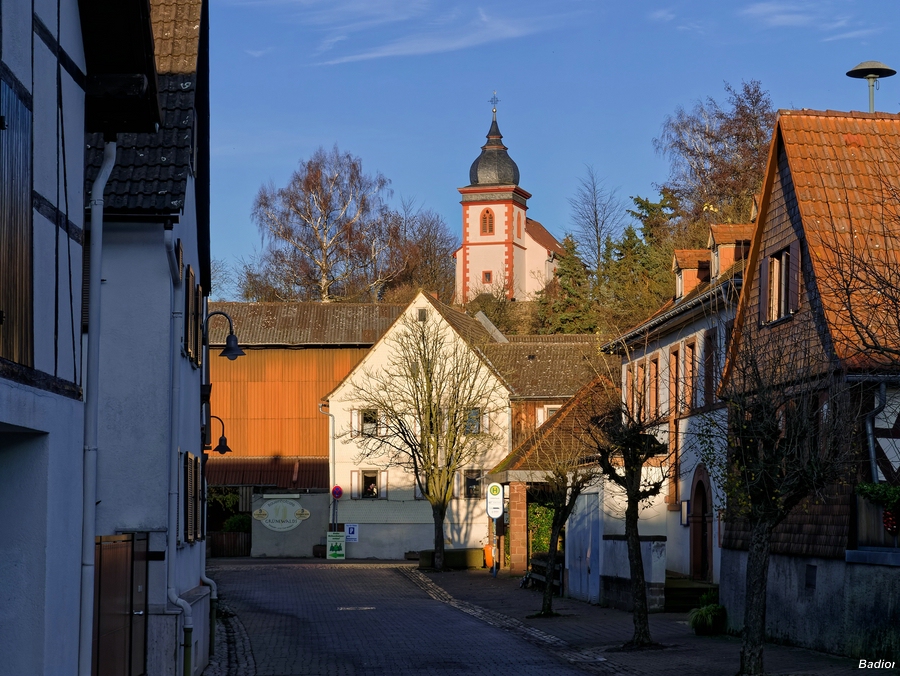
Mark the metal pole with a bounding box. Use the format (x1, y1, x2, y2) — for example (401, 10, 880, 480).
(868, 75, 876, 113)
(491, 517, 498, 577)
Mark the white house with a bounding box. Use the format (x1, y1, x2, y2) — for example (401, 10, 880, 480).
(82, 0, 219, 673)
(561, 223, 749, 609)
(324, 292, 601, 560)
(0, 1, 162, 674)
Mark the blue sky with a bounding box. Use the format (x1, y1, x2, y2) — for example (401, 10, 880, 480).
(210, 0, 899, 294)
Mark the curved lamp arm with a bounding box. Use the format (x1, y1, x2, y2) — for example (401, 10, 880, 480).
(209, 415, 232, 455)
(203, 310, 245, 360)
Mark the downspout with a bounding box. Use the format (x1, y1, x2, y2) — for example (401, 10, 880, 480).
(79, 141, 116, 676)
(165, 229, 193, 674)
(195, 289, 218, 657)
(865, 382, 887, 483)
(318, 403, 336, 530)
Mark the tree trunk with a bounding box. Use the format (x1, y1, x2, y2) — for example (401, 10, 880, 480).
(432, 504, 446, 571)
(624, 496, 653, 646)
(739, 519, 774, 675)
(541, 519, 564, 616)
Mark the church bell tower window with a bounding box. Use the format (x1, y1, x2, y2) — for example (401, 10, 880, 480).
(481, 209, 494, 235)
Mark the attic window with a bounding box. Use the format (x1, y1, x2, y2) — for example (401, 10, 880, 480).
(675, 272, 684, 299)
(417, 308, 427, 322)
(761, 243, 799, 323)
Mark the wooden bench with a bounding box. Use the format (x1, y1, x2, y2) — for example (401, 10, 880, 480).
(529, 556, 563, 590)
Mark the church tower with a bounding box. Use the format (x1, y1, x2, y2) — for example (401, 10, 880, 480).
(454, 108, 562, 303)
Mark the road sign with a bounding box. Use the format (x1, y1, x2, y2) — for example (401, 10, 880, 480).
(327, 531, 346, 560)
(486, 482, 503, 519)
(332, 485, 343, 500)
(345, 524, 359, 542)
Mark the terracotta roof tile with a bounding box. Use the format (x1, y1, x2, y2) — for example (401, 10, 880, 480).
(525, 218, 564, 256)
(673, 250, 710, 270)
(206, 456, 329, 490)
(776, 109, 900, 369)
(709, 223, 754, 245)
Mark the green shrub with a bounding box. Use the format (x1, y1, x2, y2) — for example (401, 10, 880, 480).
(528, 503, 553, 553)
(222, 513, 251, 533)
(698, 589, 719, 606)
(688, 604, 727, 635)
(857, 482, 900, 513)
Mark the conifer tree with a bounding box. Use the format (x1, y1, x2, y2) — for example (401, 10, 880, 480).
(535, 236, 597, 334)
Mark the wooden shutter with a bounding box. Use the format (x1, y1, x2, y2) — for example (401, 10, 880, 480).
(184, 454, 195, 543)
(453, 471, 461, 499)
(350, 470, 360, 499)
(194, 456, 203, 542)
(758, 257, 769, 324)
(788, 240, 801, 313)
(193, 283, 203, 367)
(0, 80, 33, 365)
(379, 470, 388, 500)
(184, 266, 195, 360)
(481, 410, 490, 433)
(350, 410, 359, 437)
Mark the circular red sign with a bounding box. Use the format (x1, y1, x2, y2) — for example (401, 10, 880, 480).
(332, 485, 343, 499)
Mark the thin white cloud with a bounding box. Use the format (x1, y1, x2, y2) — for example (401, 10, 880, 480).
(318, 8, 561, 65)
(649, 9, 675, 22)
(245, 48, 274, 57)
(741, 3, 815, 27)
(822, 27, 882, 41)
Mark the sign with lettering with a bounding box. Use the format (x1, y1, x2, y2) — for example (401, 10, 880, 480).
(327, 531, 346, 560)
(256, 499, 307, 532)
(486, 483, 503, 519)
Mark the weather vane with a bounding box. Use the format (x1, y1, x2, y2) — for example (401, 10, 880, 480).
(488, 90, 500, 110)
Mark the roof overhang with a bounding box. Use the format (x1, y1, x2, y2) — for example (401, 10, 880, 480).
(80, 0, 161, 135)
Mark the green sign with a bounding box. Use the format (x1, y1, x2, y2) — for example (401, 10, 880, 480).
(327, 531, 346, 560)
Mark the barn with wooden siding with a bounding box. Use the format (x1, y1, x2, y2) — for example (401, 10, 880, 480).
(206, 302, 404, 491)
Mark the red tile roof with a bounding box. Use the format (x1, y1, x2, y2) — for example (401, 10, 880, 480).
(733, 109, 900, 371)
(525, 218, 565, 256)
(672, 250, 710, 271)
(709, 223, 755, 245)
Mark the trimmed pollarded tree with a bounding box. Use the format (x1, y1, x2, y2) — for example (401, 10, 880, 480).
(345, 310, 503, 571)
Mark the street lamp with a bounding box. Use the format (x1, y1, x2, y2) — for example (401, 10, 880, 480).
(202, 310, 245, 360)
(209, 415, 232, 455)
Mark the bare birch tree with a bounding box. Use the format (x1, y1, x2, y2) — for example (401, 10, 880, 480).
(249, 145, 402, 302)
(568, 165, 624, 281)
(345, 310, 503, 570)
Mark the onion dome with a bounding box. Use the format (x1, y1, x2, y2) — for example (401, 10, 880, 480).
(468, 109, 520, 186)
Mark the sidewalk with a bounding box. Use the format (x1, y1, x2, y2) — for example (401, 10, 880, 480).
(421, 567, 862, 676)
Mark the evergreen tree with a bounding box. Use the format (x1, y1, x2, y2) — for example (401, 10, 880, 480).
(536, 236, 597, 334)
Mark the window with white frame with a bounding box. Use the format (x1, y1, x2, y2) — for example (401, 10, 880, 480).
(351, 469, 388, 499)
(464, 469, 482, 498)
(351, 408, 380, 437)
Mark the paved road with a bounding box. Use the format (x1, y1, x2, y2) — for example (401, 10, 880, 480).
(204, 561, 605, 676)
(205, 560, 861, 676)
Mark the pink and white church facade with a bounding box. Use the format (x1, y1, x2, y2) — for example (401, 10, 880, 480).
(454, 110, 563, 303)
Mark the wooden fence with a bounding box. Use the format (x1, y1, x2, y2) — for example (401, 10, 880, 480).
(206, 532, 251, 558)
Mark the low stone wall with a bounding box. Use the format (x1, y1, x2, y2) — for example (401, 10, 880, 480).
(720, 549, 900, 659)
(601, 576, 666, 612)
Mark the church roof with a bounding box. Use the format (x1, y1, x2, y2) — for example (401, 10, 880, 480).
(525, 219, 564, 256)
(468, 110, 520, 186)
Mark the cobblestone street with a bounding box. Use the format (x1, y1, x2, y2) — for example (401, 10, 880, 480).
(203, 560, 861, 676)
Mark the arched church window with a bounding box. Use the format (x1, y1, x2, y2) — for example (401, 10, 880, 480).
(480, 209, 494, 235)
